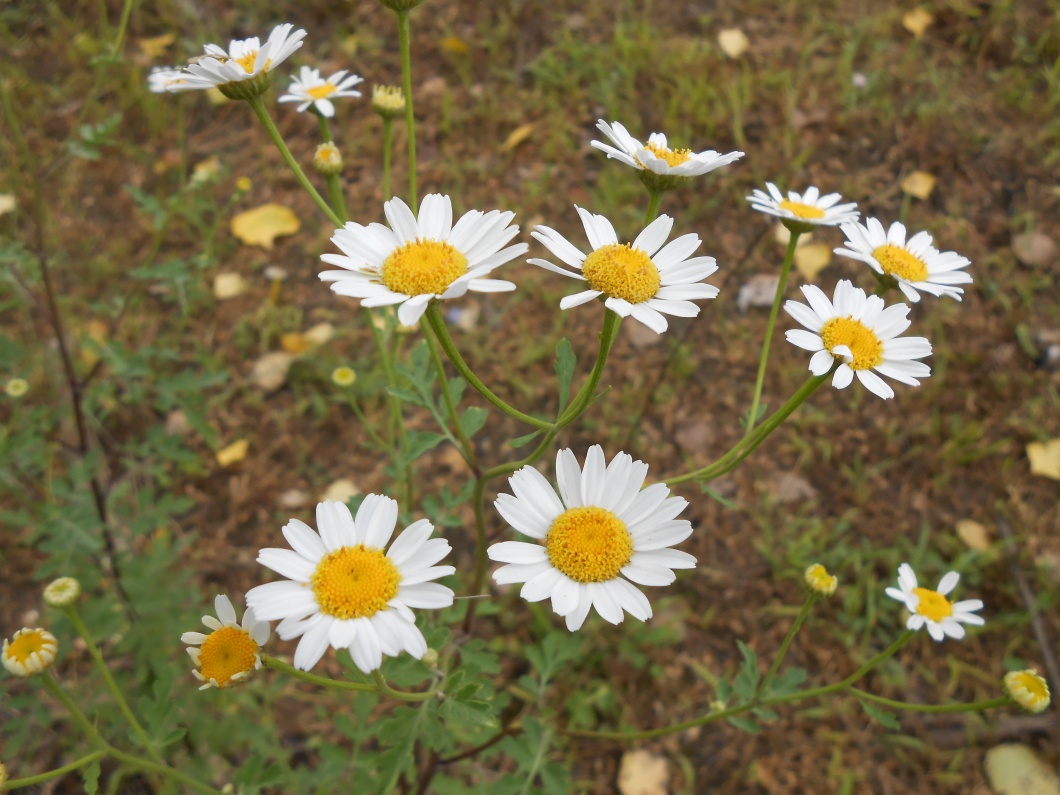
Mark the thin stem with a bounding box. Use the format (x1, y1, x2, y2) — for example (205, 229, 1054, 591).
(39, 672, 107, 746)
(246, 96, 342, 227)
(425, 303, 552, 430)
(262, 655, 376, 691)
(316, 113, 348, 222)
(557, 308, 622, 428)
(643, 191, 663, 225)
(366, 312, 411, 501)
(105, 749, 223, 795)
(756, 593, 816, 698)
(850, 689, 1009, 714)
(64, 607, 164, 764)
(382, 117, 393, 200)
(371, 670, 441, 702)
(2, 750, 105, 790)
(665, 371, 829, 486)
(746, 230, 800, 435)
(422, 318, 479, 471)
(395, 10, 417, 211)
(109, 0, 135, 56)
(462, 477, 490, 634)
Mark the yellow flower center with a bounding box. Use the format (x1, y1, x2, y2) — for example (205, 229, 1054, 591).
(804, 564, 837, 595)
(581, 244, 661, 305)
(235, 51, 259, 74)
(311, 545, 401, 619)
(545, 506, 633, 583)
(1010, 672, 1049, 702)
(872, 244, 928, 282)
(820, 317, 884, 370)
(381, 239, 469, 297)
(198, 627, 259, 687)
(6, 630, 50, 663)
(779, 199, 825, 220)
(307, 83, 338, 100)
(912, 587, 953, 622)
(640, 142, 692, 168)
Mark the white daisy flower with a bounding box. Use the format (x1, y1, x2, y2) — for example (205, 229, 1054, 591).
(2, 628, 58, 677)
(783, 279, 932, 400)
(835, 218, 973, 302)
(747, 183, 859, 228)
(246, 498, 455, 674)
(167, 23, 306, 97)
(319, 194, 527, 327)
(181, 595, 270, 690)
(147, 66, 188, 94)
(529, 207, 719, 334)
(279, 66, 364, 118)
(885, 563, 984, 641)
(488, 445, 697, 631)
(591, 120, 744, 178)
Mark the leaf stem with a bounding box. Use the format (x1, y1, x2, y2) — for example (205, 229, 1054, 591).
(262, 655, 376, 691)
(850, 689, 1009, 714)
(1, 750, 105, 790)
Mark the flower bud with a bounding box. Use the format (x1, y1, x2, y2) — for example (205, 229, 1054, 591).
(371, 85, 406, 119)
(313, 142, 343, 176)
(4, 378, 28, 398)
(804, 563, 838, 596)
(43, 577, 81, 609)
(2, 628, 59, 677)
(1004, 669, 1051, 714)
(421, 648, 440, 669)
(331, 367, 356, 387)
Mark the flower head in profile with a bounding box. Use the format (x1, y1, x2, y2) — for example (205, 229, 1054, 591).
(372, 85, 405, 118)
(147, 67, 188, 94)
(804, 564, 838, 596)
(319, 194, 526, 327)
(530, 208, 719, 334)
(166, 24, 306, 100)
(835, 218, 972, 302)
(592, 120, 744, 192)
(279, 66, 363, 118)
(246, 498, 455, 673)
(43, 577, 81, 609)
(488, 445, 697, 631)
(2, 628, 58, 677)
(784, 280, 932, 399)
(747, 183, 859, 231)
(181, 595, 270, 690)
(1004, 669, 1050, 714)
(885, 563, 984, 641)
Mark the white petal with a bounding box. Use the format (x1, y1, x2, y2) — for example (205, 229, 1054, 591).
(282, 519, 327, 562)
(386, 518, 435, 567)
(257, 548, 316, 583)
(936, 571, 960, 596)
(488, 541, 548, 564)
(214, 594, 237, 625)
(556, 448, 584, 508)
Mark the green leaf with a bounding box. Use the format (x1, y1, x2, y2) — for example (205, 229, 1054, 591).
(440, 695, 499, 732)
(405, 430, 446, 461)
(762, 667, 807, 698)
(509, 430, 543, 448)
(447, 376, 467, 406)
(386, 385, 428, 407)
(727, 714, 762, 733)
(82, 760, 101, 794)
(860, 700, 901, 730)
(460, 406, 489, 438)
(700, 483, 740, 510)
(554, 338, 576, 411)
(733, 640, 760, 700)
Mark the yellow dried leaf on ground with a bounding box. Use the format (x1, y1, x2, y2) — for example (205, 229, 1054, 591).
(794, 243, 832, 281)
(0, 194, 16, 216)
(231, 204, 301, 250)
(304, 322, 335, 346)
(213, 272, 247, 300)
(321, 478, 360, 504)
(956, 519, 990, 551)
(717, 28, 749, 59)
(138, 33, 175, 61)
(901, 170, 936, 200)
(441, 35, 469, 55)
(501, 123, 535, 152)
(251, 352, 295, 392)
(903, 8, 933, 38)
(618, 750, 669, 795)
(216, 439, 248, 467)
(1027, 439, 1060, 480)
(280, 333, 311, 354)
(985, 744, 1060, 795)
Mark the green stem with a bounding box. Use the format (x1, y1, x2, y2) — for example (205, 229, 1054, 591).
(366, 312, 411, 501)
(461, 477, 491, 634)
(105, 749, 223, 795)
(756, 593, 816, 698)
(316, 113, 348, 222)
(371, 670, 441, 702)
(422, 317, 479, 471)
(109, 0, 135, 56)
(850, 689, 1009, 714)
(382, 117, 393, 200)
(643, 191, 663, 225)
(557, 308, 622, 428)
(665, 371, 829, 486)
(64, 607, 163, 763)
(247, 96, 342, 227)
(746, 230, 800, 435)
(424, 303, 552, 430)
(262, 655, 375, 691)
(2, 750, 105, 791)
(39, 672, 107, 748)
(395, 10, 417, 211)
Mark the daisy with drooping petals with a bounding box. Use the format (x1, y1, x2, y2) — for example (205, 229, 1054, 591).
(885, 563, 984, 641)
(2, 628, 58, 677)
(488, 445, 697, 631)
(181, 595, 270, 690)
(592, 120, 744, 179)
(530, 208, 719, 334)
(147, 67, 188, 94)
(835, 218, 973, 302)
(279, 66, 364, 117)
(166, 24, 306, 98)
(747, 183, 859, 229)
(246, 498, 455, 674)
(783, 279, 932, 400)
(319, 194, 527, 327)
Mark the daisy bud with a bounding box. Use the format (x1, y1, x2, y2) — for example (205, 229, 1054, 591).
(236, 177, 252, 193)
(371, 85, 406, 119)
(5, 378, 28, 398)
(2, 628, 59, 677)
(1004, 669, 1051, 714)
(313, 142, 343, 176)
(804, 564, 838, 597)
(43, 577, 81, 609)
(421, 648, 439, 670)
(331, 366, 356, 387)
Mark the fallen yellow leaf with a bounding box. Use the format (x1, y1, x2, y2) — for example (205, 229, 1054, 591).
(138, 33, 175, 62)
(80, 319, 109, 369)
(618, 750, 669, 795)
(441, 35, 469, 55)
(251, 352, 295, 392)
(216, 439, 248, 467)
(280, 332, 311, 354)
(501, 123, 535, 152)
(0, 194, 16, 217)
(956, 519, 990, 552)
(985, 744, 1060, 795)
(794, 243, 832, 281)
(902, 8, 933, 38)
(213, 272, 247, 300)
(231, 203, 301, 250)
(717, 28, 749, 59)
(321, 478, 360, 504)
(1027, 439, 1060, 480)
(304, 322, 335, 347)
(901, 170, 936, 200)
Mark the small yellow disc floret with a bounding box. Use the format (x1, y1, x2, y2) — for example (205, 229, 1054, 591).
(872, 244, 929, 282)
(912, 587, 953, 622)
(312, 545, 401, 619)
(307, 83, 338, 100)
(381, 239, 469, 297)
(546, 506, 633, 583)
(235, 51, 259, 74)
(779, 199, 825, 220)
(820, 317, 884, 370)
(198, 627, 259, 688)
(581, 244, 661, 305)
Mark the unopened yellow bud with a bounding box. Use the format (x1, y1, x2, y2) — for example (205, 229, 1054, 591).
(1004, 669, 1051, 714)
(313, 142, 343, 176)
(372, 85, 406, 119)
(43, 577, 82, 609)
(804, 563, 838, 596)
(331, 367, 356, 387)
